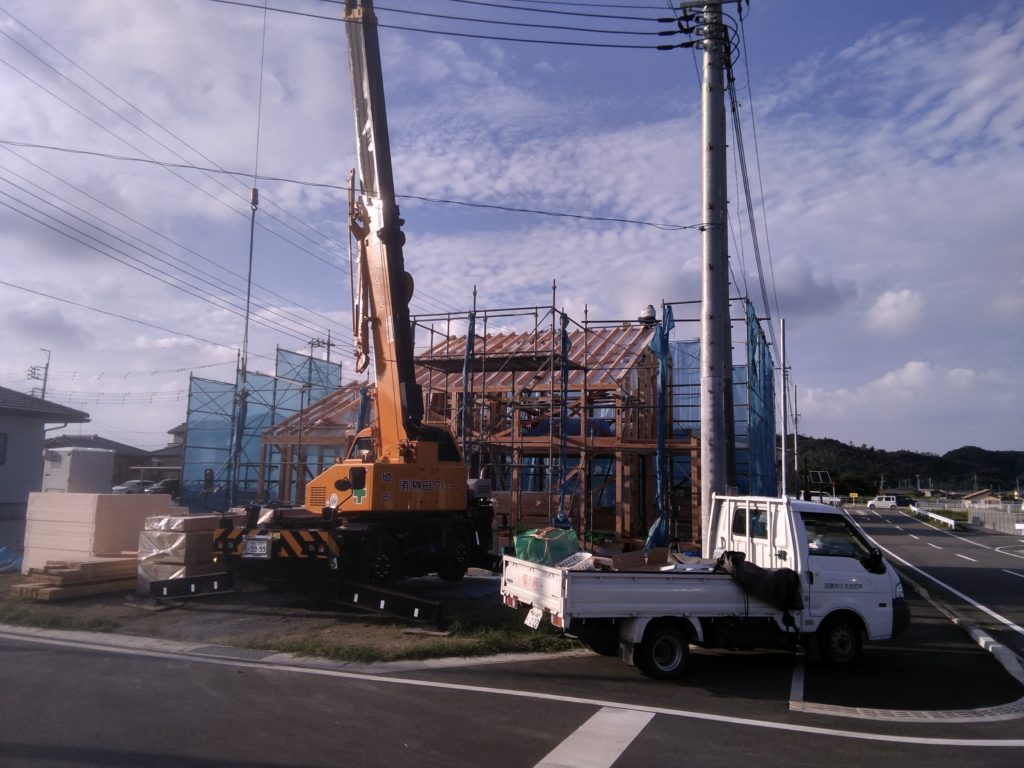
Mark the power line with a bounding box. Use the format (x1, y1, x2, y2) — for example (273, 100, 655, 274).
(369, 1, 678, 31)
(0, 24, 350, 282)
(0, 278, 239, 351)
(0, 182, 323, 346)
(0, 6, 352, 265)
(0, 161, 343, 345)
(0, 139, 699, 232)
(202, 0, 688, 50)
(0, 142, 349, 341)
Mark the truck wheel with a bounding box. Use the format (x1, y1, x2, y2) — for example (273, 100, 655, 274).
(358, 532, 400, 585)
(818, 615, 862, 668)
(638, 625, 689, 680)
(438, 526, 470, 582)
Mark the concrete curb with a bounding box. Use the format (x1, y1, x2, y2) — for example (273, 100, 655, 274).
(896, 568, 1024, 688)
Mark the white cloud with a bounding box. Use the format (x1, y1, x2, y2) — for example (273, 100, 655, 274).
(800, 361, 1016, 453)
(1, 1, 1022, 455)
(864, 289, 925, 335)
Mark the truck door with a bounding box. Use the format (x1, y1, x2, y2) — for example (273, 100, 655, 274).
(799, 511, 893, 636)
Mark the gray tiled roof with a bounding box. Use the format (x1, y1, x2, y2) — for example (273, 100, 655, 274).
(0, 386, 90, 423)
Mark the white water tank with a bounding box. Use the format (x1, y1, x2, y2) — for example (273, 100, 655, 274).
(41, 447, 116, 493)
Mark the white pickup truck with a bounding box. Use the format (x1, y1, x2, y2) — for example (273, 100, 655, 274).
(501, 495, 909, 679)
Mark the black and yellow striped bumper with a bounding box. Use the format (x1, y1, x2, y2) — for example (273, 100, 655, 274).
(215, 527, 340, 560)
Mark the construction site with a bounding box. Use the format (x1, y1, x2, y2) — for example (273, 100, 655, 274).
(179, 296, 776, 554)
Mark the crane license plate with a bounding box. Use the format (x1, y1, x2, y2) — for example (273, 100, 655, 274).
(242, 536, 272, 559)
(524, 607, 543, 630)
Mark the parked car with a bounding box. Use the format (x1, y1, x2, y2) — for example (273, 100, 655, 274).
(867, 495, 914, 509)
(111, 479, 152, 494)
(144, 478, 180, 498)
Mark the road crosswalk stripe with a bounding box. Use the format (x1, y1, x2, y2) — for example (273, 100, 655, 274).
(533, 707, 655, 768)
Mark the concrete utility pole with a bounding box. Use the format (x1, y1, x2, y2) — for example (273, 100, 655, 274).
(699, 2, 731, 537)
(780, 318, 788, 497)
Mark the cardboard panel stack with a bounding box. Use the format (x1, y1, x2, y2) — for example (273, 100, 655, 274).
(137, 514, 225, 592)
(22, 492, 173, 573)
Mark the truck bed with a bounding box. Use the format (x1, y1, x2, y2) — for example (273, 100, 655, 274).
(501, 555, 783, 625)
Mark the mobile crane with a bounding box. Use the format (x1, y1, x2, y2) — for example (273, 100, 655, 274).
(214, 0, 494, 586)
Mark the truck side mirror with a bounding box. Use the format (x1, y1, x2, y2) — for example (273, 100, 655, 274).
(776, 549, 788, 561)
(861, 547, 886, 574)
(349, 467, 366, 491)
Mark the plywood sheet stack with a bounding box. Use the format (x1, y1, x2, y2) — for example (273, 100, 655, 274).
(10, 558, 138, 600)
(22, 492, 173, 574)
(137, 514, 225, 593)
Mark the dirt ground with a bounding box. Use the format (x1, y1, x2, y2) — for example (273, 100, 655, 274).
(0, 569, 556, 661)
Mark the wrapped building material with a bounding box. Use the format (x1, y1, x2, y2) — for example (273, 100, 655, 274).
(137, 529, 214, 565)
(144, 514, 221, 533)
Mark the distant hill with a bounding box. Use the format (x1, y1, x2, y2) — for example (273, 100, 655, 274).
(793, 436, 1024, 496)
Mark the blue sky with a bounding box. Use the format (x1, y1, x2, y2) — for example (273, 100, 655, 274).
(0, 0, 1021, 455)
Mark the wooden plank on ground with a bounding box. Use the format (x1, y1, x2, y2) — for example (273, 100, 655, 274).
(37, 579, 136, 600)
(21, 578, 138, 601)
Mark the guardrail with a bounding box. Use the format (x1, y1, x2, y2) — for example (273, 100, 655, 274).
(910, 505, 961, 530)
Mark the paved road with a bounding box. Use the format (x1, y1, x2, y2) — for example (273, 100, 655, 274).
(2, 591, 1023, 768)
(851, 506, 1024, 659)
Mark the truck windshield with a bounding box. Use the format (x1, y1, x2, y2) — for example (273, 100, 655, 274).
(800, 512, 873, 559)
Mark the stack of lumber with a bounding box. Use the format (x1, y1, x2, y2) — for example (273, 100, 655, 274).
(10, 557, 138, 601)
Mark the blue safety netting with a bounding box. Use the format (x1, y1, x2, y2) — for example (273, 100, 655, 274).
(180, 349, 341, 513)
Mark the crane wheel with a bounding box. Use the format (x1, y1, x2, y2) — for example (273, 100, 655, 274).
(358, 532, 400, 585)
(438, 525, 470, 582)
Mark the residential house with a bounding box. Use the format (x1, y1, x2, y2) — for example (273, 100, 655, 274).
(0, 386, 89, 522)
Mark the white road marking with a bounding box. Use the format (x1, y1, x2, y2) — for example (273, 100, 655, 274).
(870, 546, 1024, 638)
(909, 534, 919, 540)
(928, 543, 943, 550)
(995, 547, 1024, 561)
(3, 627, 1022, 748)
(534, 707, 654, 768)
(956, 554, 977, 563)
(1003, 570, 1024, 580)
(897, 510, 991, 549)
(895, 526, 903, 531)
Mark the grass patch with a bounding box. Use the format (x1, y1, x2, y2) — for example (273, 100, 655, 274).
(0, 600, 120, 632)
(235, 623, 574, 664)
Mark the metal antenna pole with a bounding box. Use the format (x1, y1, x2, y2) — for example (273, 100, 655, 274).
(699, 2, 729, 537)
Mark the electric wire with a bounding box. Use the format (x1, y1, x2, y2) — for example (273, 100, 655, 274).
(363, 2, 676, 30)
(0, 3, 468, 315)
(0, 192, 319, 347)
(203, 0, 687, 49)
(0, 5, 353, 264)
(0, 15, 353, 288)
(0, 278, 239, 351)
(726, 50, 778, 352)
(0, 142, 349, 341)
(0, 47, 348, 281)
(738, 10, 781, 323)
(0, 161, 346, 345)
(0, 139, 699, 232)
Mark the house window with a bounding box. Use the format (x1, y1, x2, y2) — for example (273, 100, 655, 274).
(0, 433, 6, 465)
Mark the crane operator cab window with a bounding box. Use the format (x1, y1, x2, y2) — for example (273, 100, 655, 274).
(349, 436, 375, 463)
